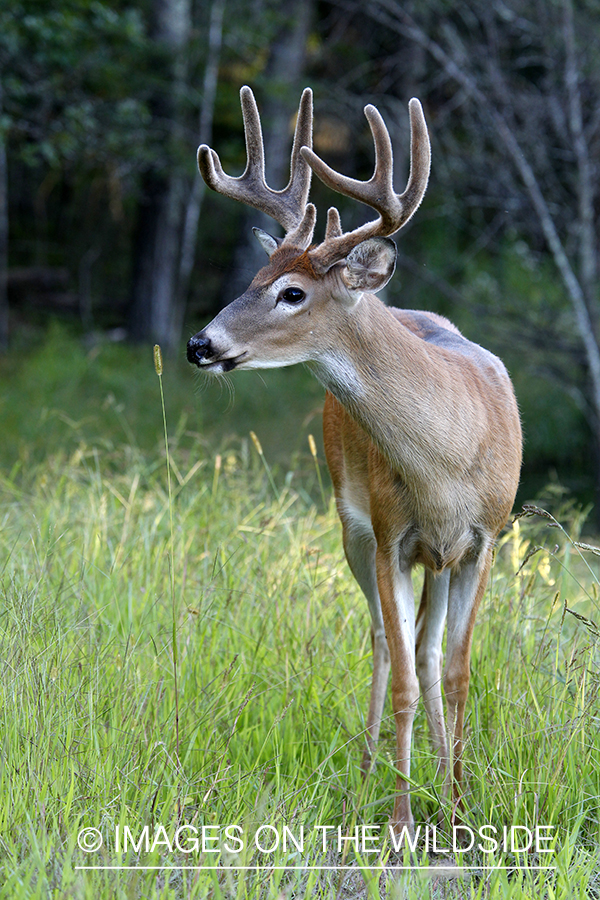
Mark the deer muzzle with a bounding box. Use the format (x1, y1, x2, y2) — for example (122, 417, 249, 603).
(187, 330, 245, 373)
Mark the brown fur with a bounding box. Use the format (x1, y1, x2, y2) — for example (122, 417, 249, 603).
(317, 298, 521, 831)
(251, 247, 319, 287)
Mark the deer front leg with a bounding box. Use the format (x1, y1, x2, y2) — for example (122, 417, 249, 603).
(342, 525, 390, 772)
(415, 568, 450, 776)
(444, 551, 492, 806)
(375, 544, 418, 834)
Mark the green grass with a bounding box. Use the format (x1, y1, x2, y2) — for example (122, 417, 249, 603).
(0, 332, 599, 897)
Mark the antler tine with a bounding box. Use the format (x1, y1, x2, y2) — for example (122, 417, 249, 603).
(197, 86, 315, 245)
(301, 98, 431, 270)
(281, 87, 316, 247)
(284, 88, 313, 211)
(405, 99, 431, 207)
(324, 207, 343, 240)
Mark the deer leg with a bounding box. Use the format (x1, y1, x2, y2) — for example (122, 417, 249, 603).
(415, 568, 450, 776)
(375, 544, 418, 833)
(342, 525, 390, 772)
(443, 551, 492, 806)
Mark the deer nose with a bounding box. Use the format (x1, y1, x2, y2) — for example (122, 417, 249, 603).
(187, 333, 212, 366)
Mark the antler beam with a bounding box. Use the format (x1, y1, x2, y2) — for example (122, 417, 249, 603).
(197, 86, 316, 247)
(302, 98, 431, 270)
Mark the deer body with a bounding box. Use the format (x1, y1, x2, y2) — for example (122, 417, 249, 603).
(187, 87, 522, 831)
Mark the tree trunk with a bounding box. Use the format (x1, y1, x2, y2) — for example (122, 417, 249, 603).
(129, 0, 191, 351)
(0, 81, 9, 350)
(175, 0, 224, 341)
(131, 172, 185, 348)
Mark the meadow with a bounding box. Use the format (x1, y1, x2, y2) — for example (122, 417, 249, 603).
(0, 329, 598, 898)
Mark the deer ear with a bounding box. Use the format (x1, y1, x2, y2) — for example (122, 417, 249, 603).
(341, 237, 397, 293)
(252, 227, 281, 258)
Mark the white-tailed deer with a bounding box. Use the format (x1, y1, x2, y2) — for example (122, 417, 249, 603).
(187, 87, 522, 833)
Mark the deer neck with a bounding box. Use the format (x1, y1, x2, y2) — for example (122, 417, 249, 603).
(310, 293, 472, 486)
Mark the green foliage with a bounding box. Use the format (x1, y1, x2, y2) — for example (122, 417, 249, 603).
(0, 0, 153, 169)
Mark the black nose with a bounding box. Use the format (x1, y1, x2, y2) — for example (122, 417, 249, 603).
(187, 333, 212, 366)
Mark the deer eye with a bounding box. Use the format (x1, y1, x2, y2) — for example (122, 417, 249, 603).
(279, 287, 306, 305)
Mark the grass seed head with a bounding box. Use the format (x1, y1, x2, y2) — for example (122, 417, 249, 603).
(250, 430, 264, 456)
(153, 344, 163, 376)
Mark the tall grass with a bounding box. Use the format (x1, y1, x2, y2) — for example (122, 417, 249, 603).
(154, 344, 180, 764)
(0, 395, 598, 896)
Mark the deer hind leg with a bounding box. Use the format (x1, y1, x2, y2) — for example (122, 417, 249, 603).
(415, 568, 450, 777)
(375, 543, 418, 832)
(443, 550, 492, 807)
(341, 523, 390, 773)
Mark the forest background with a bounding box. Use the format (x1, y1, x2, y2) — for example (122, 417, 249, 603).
(1, 0, 599, 518)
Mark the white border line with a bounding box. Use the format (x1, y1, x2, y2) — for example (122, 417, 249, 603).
(75, 864, 557, 871)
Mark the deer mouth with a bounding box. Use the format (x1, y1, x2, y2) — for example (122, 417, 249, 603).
(195, 352, 248, 373)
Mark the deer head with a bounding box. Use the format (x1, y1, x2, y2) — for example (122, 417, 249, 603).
(187, 86, 430, 374)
